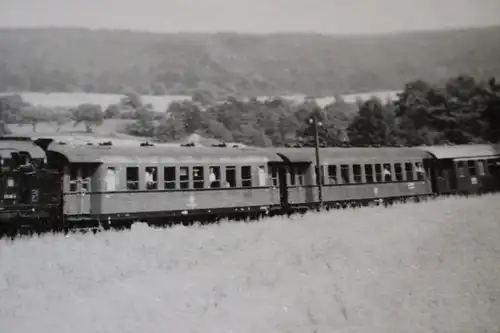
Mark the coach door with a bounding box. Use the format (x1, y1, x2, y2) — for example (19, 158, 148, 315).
(454, 160, 471, 194)
(434, 159, 457, 193)
(67, 164, 93, 215)
(285, 163, 311, 206)
(441, 169, 455, 193)
(275, 165, 289, 209)
(268, 164, 284, 208)
(487, 158, 500, 191)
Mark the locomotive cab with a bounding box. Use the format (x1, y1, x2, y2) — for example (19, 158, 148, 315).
(0, 138, 63, 229)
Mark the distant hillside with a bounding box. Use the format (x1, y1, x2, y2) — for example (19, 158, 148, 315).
(1, 26, 500, 97)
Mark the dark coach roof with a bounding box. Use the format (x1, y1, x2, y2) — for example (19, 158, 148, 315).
(272, 147, 432, 164)
(421, 144, 500, 160)
(0, 136, 46, 159)
(46, 142, 282, 164)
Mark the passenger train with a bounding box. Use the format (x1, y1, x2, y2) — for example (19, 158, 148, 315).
(0, 136, 499, 233)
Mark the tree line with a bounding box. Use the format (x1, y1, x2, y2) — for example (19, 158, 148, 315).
(0, 75, 499, 146)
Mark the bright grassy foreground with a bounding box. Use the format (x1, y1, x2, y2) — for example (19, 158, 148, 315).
(1, 195, 500, 333)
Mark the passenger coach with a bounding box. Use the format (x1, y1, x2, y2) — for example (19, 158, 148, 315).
(272, 147, 435, 208)
(45, 142, 282, 227)
(423, 144, 500, 194)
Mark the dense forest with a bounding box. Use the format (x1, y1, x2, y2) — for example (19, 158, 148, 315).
(1, 75, 499, 147)
(1, 27, 500, 97)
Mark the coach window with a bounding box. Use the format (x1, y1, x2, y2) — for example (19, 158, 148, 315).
(394, 163, 403, 181)
(288, 166, 296, 186)
(365, 164, 374, 183)
(405, 162, 414, 181)
(457, 161, 466, 178)
(126, 167, 139, 190)
(467, 160, 478, 177)
(145, 166, 158, 190)
(241, 166, 252, 187)
(6, 176, 15, 187)
(193, 166, 204, 189)
(69, 165, 78, 192)
(225, 166, 236, 187)
(374, 164, 383, 182)
(270, 165, 279, 187)
(209, 166, 221, 188)
(258, 165, 267, 186)
(353, 164, 362, 183)
(383, 163, 392, 182)
(340, 164, 350, 184)
(477, 160, 485, 176)
(164, 167, 176, 189)
(487, 159, 497, 174)
(297, 166, 306, 186)
(467, 160, 477, 177)
(416, 162, 426, 180)
(81, 166, 92, 192)
(106, 167, 118, 191)
(327, 165, 337, 184)
(179, 167, 189, 189)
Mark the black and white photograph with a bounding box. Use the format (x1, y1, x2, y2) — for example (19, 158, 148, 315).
(1, 0, 500, 332)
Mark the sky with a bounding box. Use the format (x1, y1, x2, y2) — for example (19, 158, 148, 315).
(1, 0, 500, 35)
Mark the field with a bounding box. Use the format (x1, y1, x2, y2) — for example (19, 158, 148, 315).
(1, 195, 500, 333)
(7, 119, 152, 146)
(11, 118, 135, 135)
(0, 92, 191, 113)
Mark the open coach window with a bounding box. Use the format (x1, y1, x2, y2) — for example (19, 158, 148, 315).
(340, 164, 350, 184)
(164, 167, 176, 189)
(241, 166, 252, 187)
(405, 163, 414, 181)
(69, 165, 78, 192)
(327, 165, 337, 184)
(209, 166, 221, 188)
(180, 167, 189, 189)
(353, 164, 362, 183)
(145, 166, 158, 190)
(270, 165, 279, 187)
(416, 162, 426, 180)
(394, 163, 403, 181)
(258, 165, 266, 186)
(383, 163, 392, 182)
(81, 166, 92, 192)
(467, 160, 477, 177)
(375, 164, 383, 182)
(364, 165, 374, 183)
(225, 166, 236, 187)
(477, 160, 486, 176)
(457, 161, 466, 178)
(288, 166, 296, 186)
(193, 166, 204, 189)
(126, 167, 139, 190)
